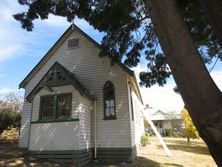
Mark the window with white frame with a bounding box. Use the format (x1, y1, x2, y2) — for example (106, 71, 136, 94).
(103, 81, 116, 120)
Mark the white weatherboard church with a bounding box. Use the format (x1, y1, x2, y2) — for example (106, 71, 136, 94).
(19, 24, 145, 166)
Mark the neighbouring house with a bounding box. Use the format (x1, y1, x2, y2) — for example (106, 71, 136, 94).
(146, 109, 184, 135)
(19, 24, 145, 166)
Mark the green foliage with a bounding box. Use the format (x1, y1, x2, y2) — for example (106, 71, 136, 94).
(182, 108, 199, 143)
(164, 129, 173, 137)
(13, 0, 172, 87)
(141, 135, 149, 146)
(0, 92, 23, 134)
(0, 111, 21, 134)
(164, 128, 184, 138)
(177, 0, 222, 64)
(14, 0, 222, 87)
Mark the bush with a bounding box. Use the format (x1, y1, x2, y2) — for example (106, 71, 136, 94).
(141, 135, 149, 146)
(164, 128, 173, 137)
(173, 131, 184, 138)
(164, 128, 185, 137)
(182, 108, 199, 143)
(0, 110, 21, 134)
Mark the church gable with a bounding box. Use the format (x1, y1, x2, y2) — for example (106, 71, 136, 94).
(26, 62, 93, 102)
(19, 24, 133, 90)
(44, 62, 69, 86)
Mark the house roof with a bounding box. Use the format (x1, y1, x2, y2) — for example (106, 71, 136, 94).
(147, 109, 182, 121)
(19, 24, 134, 89)
(26, 61, 95, 102)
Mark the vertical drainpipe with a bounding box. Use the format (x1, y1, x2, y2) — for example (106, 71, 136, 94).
(94, 100, 97, 159)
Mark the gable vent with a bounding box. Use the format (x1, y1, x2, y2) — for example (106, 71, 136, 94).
(68, 38, 79, 48)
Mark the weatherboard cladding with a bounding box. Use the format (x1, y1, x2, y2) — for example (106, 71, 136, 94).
(29, 85, 81, 151)
(79, 95, 92, 149)
(30, 149, 93, 166)
(29, 85, 92, 153)
(29, 147, 136, 166)
(127, 78, 145, 147)
(133, 91, 145, 146)
(96, 146, 137, 162)
(19, 24, 134, 89)
(29, 121, 80, 151)
(130, 88, 136, 146)
(19, 27, 132, 148)
(19, 102, 32, 148)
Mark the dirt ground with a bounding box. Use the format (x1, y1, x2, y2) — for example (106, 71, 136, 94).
(0, 137, 217, 167)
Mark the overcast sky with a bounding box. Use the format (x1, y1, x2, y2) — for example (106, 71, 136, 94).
(0, 1, 221, 113)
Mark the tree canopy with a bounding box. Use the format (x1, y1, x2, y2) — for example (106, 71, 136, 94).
(14, 0, 221, 87)
(182, 108, 199, 143)
(0, 92, 22, 134)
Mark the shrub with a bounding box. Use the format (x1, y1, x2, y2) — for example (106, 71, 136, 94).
(182, 108, 199, 143)
(0, 110, 21, 134)
(141, 135, 149, 146)
(0, 92, 23, 134)
(164, 128, 173, 137)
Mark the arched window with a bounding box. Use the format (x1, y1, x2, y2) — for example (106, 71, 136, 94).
(103, 81, 116, 120)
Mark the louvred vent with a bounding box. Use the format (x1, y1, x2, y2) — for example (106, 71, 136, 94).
(68, 38, 79, 48)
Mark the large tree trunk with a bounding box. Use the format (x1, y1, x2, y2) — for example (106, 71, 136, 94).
(144, 0, 222, 166)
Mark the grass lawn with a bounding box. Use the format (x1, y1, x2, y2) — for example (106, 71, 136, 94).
(134, 136, 216, 167)
(0, 136, 216, 167)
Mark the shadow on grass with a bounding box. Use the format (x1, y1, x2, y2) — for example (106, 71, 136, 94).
(163, 163, 184, 167)
(133, 156, 162, 167)
(87, 156, 162, 167)
(133, 156, 183, 167)
(157, 144, 210, 155)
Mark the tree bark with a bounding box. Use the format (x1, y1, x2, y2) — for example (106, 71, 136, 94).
(199, 0, 222, 42)
(187, 136, 190, 144)
(144, 0, 222, 166)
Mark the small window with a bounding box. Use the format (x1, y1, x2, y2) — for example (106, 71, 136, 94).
(40, 93, 72, 120)
(68, 38, 79, 48)
(103, 81, 116, 120)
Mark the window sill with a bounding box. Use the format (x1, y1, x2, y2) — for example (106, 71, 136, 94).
(103, 117, 117, 120)
(31, 118, 79, 124)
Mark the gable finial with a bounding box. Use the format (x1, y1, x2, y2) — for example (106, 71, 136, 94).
(72, 17, 75, 30)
